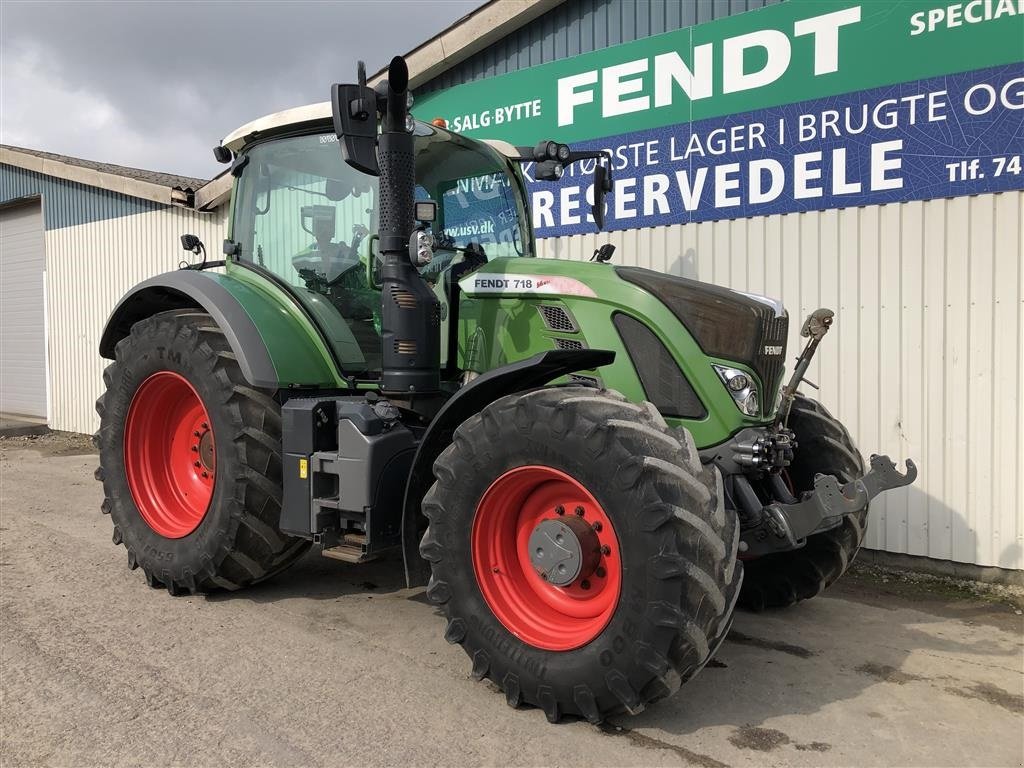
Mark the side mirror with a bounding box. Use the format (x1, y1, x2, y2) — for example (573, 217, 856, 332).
(592, 164, 612, 230)
(516, 144, 613, 231)
(331, 60, 381, 176)
(212, 145, 231, 164)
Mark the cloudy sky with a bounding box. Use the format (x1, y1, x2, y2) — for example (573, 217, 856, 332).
(1, 0, 483, 181)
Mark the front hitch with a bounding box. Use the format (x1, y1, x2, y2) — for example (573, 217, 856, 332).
(741, 455, 918, 557)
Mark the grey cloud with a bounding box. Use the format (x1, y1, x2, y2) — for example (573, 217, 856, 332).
(1, 0, 483, 179)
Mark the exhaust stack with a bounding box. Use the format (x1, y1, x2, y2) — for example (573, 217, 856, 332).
(331, 56, 440, 394)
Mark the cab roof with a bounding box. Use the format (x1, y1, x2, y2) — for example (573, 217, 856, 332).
(220, 102, 519, 161)
(221, 102, 332, 152)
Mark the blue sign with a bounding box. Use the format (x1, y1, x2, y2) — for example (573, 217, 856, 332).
(525, 64, 1024, 237)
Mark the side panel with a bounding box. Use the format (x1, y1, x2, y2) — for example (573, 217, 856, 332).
(218, 265, 351, 387)
(100, 269, 345, 389)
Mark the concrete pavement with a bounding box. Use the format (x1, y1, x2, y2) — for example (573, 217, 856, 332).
(1, 438, 1021, 767)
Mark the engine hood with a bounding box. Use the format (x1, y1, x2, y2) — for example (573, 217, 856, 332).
(614, 267, 790, 408)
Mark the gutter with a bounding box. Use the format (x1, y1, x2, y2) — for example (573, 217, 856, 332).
(368, 0, 565, 89)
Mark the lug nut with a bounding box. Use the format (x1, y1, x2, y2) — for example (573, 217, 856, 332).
(202, 471, 209, 478)
(193, 461, 201, 468)
(191, 446, 198, 452)
(580, 580, 591, 590)
(555, 505, 565, 515)
(596, 566, 606, 578)
(600, 545, 611, 556)
(193, 431, 201, 438)
(574, 506, 585, 516)
(201, 423, 209, 430)
(592, 521, 602, 532)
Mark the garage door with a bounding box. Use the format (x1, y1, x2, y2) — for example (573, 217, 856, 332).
(0, 201, 48, 420)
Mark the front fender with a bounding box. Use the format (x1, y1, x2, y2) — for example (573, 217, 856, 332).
(99, 270, 341, 389)
(401, 348, 615, 586)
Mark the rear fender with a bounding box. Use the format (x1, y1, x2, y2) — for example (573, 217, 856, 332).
(401, 348, 615, 586)
(99, 270, 340, 389)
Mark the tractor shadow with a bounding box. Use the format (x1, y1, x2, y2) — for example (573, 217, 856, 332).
(205, 549, 416, 604)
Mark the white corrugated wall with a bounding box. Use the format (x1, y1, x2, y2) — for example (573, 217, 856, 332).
(44, 205, 227, 437)
(537, 192, 1024, 570)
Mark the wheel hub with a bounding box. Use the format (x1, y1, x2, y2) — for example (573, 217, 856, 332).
(471, 465, 621, 651)
(528, 516, 600, 586)
(197, 427, 215, 473)
(124, 371, 215, 539)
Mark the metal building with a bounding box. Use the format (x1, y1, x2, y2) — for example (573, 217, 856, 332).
(0, 0, 1020, 574)
(0, 146, 226, 432)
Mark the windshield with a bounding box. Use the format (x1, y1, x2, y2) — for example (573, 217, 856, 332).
(229, 123, 531, 376)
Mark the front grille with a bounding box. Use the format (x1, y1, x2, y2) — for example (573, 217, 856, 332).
(553, 338, 585, 351)
(537, 304, 578, 333)
(756, 315, 789, 410)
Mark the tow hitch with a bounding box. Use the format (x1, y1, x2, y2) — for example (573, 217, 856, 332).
(741, 454, 918, 557)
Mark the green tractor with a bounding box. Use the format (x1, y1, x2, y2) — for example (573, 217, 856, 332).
(95, 57, 915, 722)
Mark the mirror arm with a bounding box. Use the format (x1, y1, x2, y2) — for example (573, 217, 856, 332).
(565, 149, 609, 163)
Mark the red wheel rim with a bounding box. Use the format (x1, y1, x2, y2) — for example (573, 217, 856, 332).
(472, 466, 621, 651)
(124, 371, 215, 538)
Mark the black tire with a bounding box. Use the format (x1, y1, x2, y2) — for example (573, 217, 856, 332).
(419, 387, 741, 723)
(739, 394, 866, 610)
(94, 309, 310, 594)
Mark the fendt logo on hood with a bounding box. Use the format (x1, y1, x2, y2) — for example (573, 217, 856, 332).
(763, 345, 784, 355)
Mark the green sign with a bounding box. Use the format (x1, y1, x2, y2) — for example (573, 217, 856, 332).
(415, 0, 1024, 146)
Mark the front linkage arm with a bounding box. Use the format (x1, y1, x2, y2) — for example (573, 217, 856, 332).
(776, 307, 834, 428)
(743, 454, 918, 557)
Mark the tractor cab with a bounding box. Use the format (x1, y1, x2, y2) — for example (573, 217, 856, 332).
(223, 115, 533, 378)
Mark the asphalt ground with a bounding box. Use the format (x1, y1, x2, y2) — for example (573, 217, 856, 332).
(2, 435, 1022, 767)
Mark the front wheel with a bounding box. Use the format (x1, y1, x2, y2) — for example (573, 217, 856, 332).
(419, 387, 740, 723)
(94, 310, 310, 594)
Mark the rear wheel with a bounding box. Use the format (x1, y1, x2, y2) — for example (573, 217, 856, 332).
(420, 387, 740, 723)
(94, 310, 310, 594)
(739, 394, 866, 610)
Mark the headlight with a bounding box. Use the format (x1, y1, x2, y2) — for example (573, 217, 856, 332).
(714, 365, 760, 417)
(409, 228, 433, 266)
